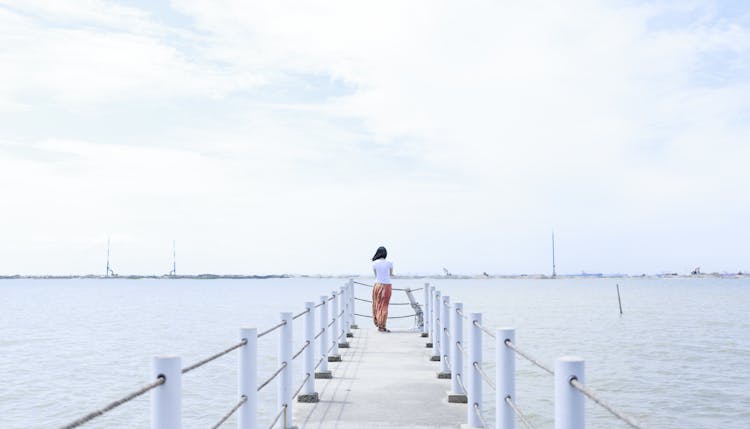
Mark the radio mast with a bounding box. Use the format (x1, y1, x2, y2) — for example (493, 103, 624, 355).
(551, 231, 557, 277)
(169, 240, 176, 276)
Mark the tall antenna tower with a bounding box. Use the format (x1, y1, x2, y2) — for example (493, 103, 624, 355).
(551, 230, 557, 277)
(169, 240, 176, 276)
(105, 237, 115, 277)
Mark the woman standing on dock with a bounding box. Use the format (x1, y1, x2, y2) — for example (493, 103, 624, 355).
(372, 246, 393, 332)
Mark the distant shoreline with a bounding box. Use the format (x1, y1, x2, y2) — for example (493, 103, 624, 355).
(1, 273, 748, 280)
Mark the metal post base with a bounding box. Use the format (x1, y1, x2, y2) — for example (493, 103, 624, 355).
(315, 371, 332, 379)
(426, 342, 433, 348)
(328, 355, 342, 362)
(448, 392, 467, 403)
(351, 324, 359, 329)
(346, 333, 354, 338)
(298, 392, 320, 403)
(338, 342, 350, 348)
(430, 355, 441, 361)
(421, 333, 428, 337)
(437, 371, 451, 379)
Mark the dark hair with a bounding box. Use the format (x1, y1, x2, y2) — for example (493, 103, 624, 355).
(372, 246, 387, 261)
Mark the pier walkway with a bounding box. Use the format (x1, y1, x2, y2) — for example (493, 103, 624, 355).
(59, 279, 646, 429)
(295, 328, 463, 429)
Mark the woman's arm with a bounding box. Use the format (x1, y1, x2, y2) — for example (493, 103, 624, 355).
(390, 264, 394, 277)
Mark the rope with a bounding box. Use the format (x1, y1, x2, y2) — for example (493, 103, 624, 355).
(182, 339, 247, 374)
(455, 307, 468, 319)
(266, 404, 286, 429)
(292, 373, 312, 400)
(506, 396, 537, 429)
(327, 318, 335, 328)
(443, 354, 450, 366)
(258, 320, 287, 339)
(352, 280, 418, 292)
(456, 341, 468, 358)
(473, 320, 496, 338)
(473, 403, 490, 429)
(354, 312, 418, 319)
(59, 376, 165, 429)
(292, 340, 311, 360)
(258, 362, 287, 392)
(443, 327, 451, 338)
(210, 395, 248, 429)
(355, 297, 412, 305)
(473, 362, 496, 390)
(455, 372, 467, 394)
(504, 340, 553, 375)
(314, 328, 325, 340)
(315, 356, 325, 370)
(570, 377, 644, 429)
(292, 308, 310, 320)
(314, 301, 324, 308)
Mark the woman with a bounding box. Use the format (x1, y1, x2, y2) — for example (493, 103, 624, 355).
(371, 246, 393, 332)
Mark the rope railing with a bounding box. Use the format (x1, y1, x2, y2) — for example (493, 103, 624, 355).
(504, 339, 553, 375)
(456, 340, 470, 359)
(258, 320, 287, 339)
(258, 362, 287, 392)
(209, 395, 248, 429)
(354, 296, 412, 305)
(473, 319, 496, 338)
(292, 340, 311, 360)
(455, 372, 467, 395)
(60, 280, 357, 429)
(570, 377, 644, 429)
(506, 396, 537, 429)
(292, 308, 310, 320)
(292, 373, 312, 401)
(354, 312, 418, 319)
(59, 376, 165, 429)
(473, 403, 490, 429)
(182, 339, 247, 374)
(314, 356, 325, 370)
(352, 280, 421, 292)
(266, 404, 286, 429)
(473, 362, 495, 390)
(425, 284, 647, 429)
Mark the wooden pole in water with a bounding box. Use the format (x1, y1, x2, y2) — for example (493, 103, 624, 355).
(616, 283, 623, 315)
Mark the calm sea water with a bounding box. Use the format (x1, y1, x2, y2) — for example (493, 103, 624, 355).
(1, 277, 748, 428)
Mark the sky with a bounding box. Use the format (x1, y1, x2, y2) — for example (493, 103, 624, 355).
(0, 0, 748, 276)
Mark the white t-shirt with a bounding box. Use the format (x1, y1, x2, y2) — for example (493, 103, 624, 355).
(373, 259, 393, 284)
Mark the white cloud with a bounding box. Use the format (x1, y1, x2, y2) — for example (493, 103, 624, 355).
(0, 1, 749, 274)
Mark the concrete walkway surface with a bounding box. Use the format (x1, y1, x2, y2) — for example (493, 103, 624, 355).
(294, 328, 465, 429)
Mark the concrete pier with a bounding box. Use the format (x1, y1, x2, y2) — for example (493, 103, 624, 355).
(294, 329, 465, 428)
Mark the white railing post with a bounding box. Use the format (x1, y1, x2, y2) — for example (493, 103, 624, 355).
(338, 286, 350, 348)
(238, 328, 257, 429)
(316, 296, 332, 378)
(431, 290, 441, 361)
(422, 283, 430, 338)
(449, 302, 465, 401)
(468, 313, 483, 428)
(298, 302, 319, 402)
(555, 356, 585, 429)
(344, 283, 353, 338)
(349, 280, 358, 329)
(278, 312, 293, 428)
(152, 356, 181, 429)
(329, 291, 341, 361)
(497, 328, 516, 429)
(438, 295, 451, 377)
